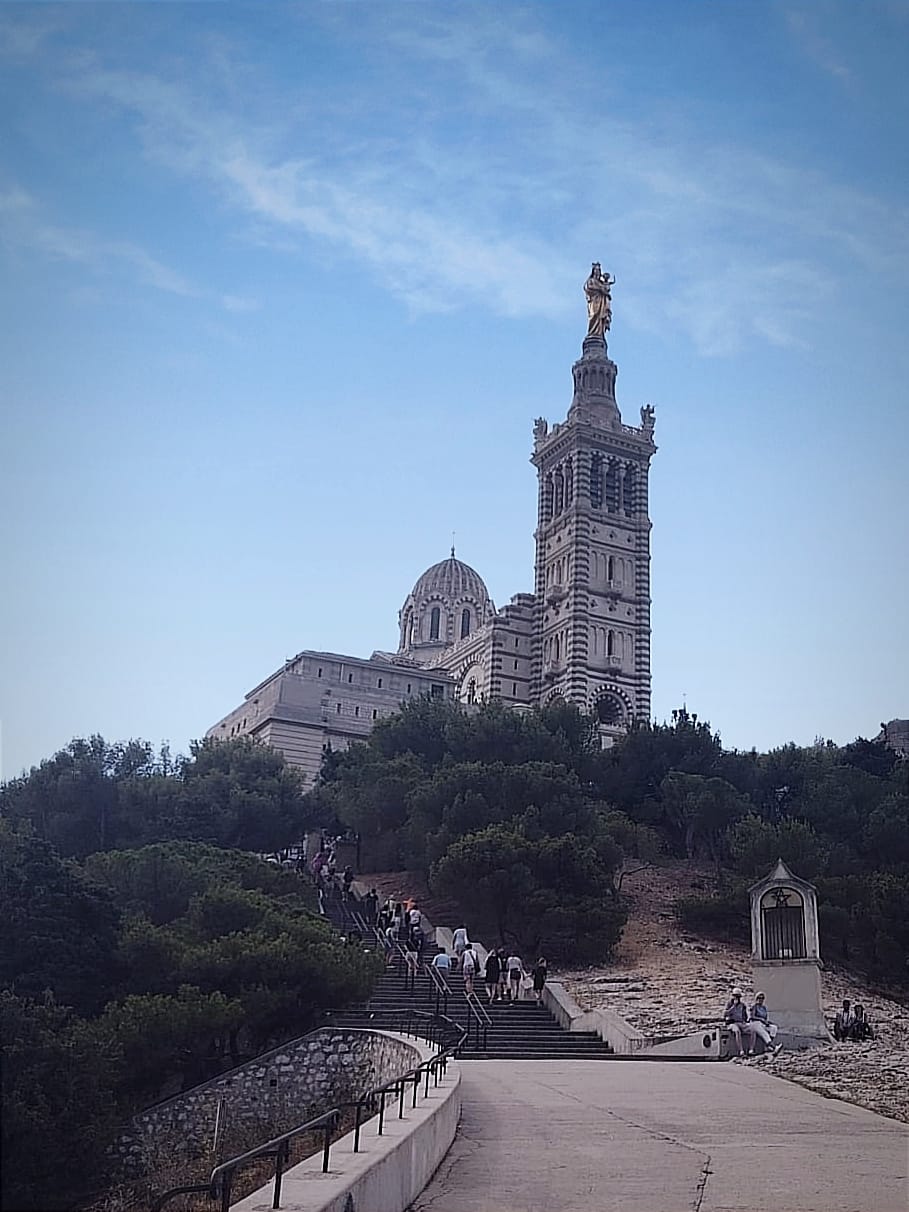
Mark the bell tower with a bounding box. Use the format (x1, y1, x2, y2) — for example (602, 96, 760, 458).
(530, 266, 657, 742)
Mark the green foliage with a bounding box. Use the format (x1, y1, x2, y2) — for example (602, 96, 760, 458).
(0, 829, 381, 1209)
(0, 735, 309, 859)
(430, 822, 626, 963)
(0, 823, 122, 1014)
(84, 985, 245, 1108)
(314, 698, 907, 986)
(659, 772, 751, 862)
(727, 814, 828, 880)
(674, 885, 751, 944)
(1, 992, 121, 1211)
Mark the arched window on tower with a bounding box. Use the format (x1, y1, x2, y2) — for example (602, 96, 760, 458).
(590, 454, 603, 508)
(623, 465, 637, 516)
(607, 629, 615, 657)
(461, 608, 471, 639)
(607, 555, 614, 582)
(554, 469, 565, 514)
(605, 460, 618, 512)
(430, 606, 441, 641)
(544, 473, 554, 521)
(565, 459, 574, 505)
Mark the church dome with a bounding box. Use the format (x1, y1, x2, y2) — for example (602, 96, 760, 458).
(398, 549, 495, 660)
(410, 553, 492, 607)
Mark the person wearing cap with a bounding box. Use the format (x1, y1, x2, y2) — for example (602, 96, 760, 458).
(723, 987, 754, 1056)
(749, 992, 781, 1054)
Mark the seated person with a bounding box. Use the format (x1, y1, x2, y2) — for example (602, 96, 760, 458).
(723, 987, 755, 1055)
(834, 998, 855, 1041)
(749, 992, 780, 1053)
(850, 1004, 874, 1042)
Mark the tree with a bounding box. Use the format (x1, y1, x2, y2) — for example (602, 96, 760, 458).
(659, 772, 750, 864)
(0, 823, 122, 1014)
(727, 814, 828, 880)
(431, 823, 626, 962)
(1, 992, 120, 1211)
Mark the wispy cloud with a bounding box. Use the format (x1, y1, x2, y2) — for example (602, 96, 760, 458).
(6, 6, 907, 354)
(0, 186, 255, 312)
(784, 5, 853, 82)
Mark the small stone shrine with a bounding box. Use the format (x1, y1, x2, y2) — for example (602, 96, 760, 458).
(749, 859, 831, 1045)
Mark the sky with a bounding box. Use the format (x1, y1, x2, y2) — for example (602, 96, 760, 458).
(1, 1, 908, 778)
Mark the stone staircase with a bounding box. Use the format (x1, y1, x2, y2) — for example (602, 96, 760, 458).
(320, 887, 614, 1061)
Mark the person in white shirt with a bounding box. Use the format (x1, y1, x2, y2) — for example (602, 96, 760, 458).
(460, 946, 479, 996)
(432, 949, 452, 972)
(748, 993, 780, 1054)
(506, 953, 525, 1002)
(452, 926, 468, 958)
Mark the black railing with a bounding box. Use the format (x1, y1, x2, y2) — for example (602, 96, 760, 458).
(151, 1010, 466, 1212)
(425, 960, 451, 1017)
(464, 990, 491, 1051)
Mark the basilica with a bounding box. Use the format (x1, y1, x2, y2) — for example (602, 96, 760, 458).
(207, 270, 658, 786)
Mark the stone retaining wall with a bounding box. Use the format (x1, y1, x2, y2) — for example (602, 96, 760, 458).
(112, 1028, 421, 1178)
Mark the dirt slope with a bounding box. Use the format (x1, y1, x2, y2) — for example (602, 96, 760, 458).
(558, 862, 909, 1123)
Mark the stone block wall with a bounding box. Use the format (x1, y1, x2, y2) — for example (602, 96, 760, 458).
(111, 1028, 421, 1179)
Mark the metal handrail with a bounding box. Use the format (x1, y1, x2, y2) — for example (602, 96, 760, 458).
(150, 1110, 339, 1212)
(151, 1009, 466, 1212)
(424, 959, 451, 1016)
(464, 990, 491, 1051)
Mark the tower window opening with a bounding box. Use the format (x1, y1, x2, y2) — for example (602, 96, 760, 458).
(624, 465, 637, 516)
(407, 682, 412, 694)
(607, 555, 614, 581)
(512, 682, 517, 696)
(348, 673, 353, 683)
(605, 460, 618, 512)
(372, 709, 378, 720)
(607, 629, 615, 656)
(429, 606, 441, 640)
(596, 696, 623, 726)
(514, 659, 519, 669)
(318, 667, 323, 678)
(355, 706, 359, 717)
(590, 453, 603, 509)
(461, 608, 471, 639)
(377, 677, 383, 688)
(336, 703, 342, 714)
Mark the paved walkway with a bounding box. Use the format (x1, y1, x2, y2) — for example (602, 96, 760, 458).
(411, 1060, 908, 1212)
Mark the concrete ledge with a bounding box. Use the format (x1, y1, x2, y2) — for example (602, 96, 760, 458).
(543, 982, 646, 1055)
(230, 1033, 461, 1212)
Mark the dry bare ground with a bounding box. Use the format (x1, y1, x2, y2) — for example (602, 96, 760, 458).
(555, 863, 909, 1124)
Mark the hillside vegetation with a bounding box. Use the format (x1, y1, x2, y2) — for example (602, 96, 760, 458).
(306, 699, 909, 985)
(2, 704, 906, 1206)
(0, 739, 380, 1211)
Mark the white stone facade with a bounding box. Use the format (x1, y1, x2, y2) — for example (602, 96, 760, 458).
(207, 299, 656, 779)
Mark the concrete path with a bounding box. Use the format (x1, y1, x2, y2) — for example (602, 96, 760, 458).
(410, 1060, 908, 1212)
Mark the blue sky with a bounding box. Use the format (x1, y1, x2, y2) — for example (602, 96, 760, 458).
(1, 1, 907, 777)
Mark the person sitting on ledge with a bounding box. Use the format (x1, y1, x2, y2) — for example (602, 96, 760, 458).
(749, 992, 781, 1055)
(723, 987, 754, 1055)
(850, 1004, 874, 1042)
(834, 998, 855, 1041)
